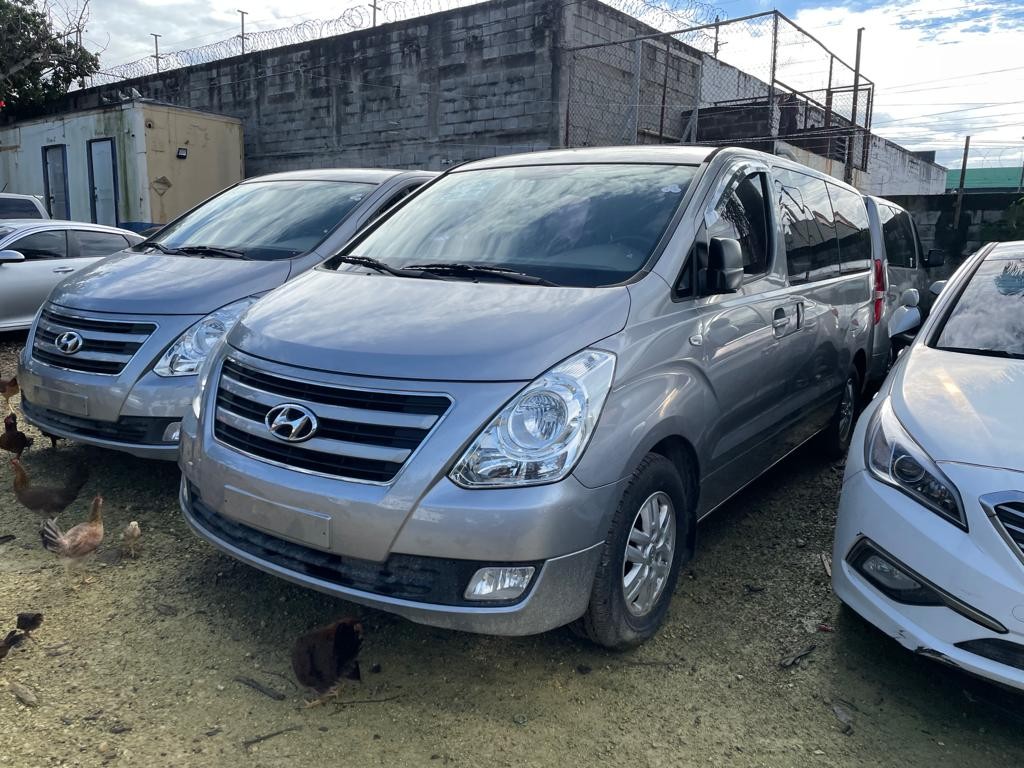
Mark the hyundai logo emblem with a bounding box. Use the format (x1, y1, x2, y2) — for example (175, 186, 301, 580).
(265, 403, 318, 443)
(54, 331, 84, 355)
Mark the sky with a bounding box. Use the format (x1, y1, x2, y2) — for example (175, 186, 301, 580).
(81, 0, 1024, 171)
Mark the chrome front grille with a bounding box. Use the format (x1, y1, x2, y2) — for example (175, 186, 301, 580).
(213, 358, 451, 483)
(32, 306, 155, 375)
(993, 502, 1024, 559)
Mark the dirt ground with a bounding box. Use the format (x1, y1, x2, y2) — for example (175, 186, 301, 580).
(1, 333, 1022, 768)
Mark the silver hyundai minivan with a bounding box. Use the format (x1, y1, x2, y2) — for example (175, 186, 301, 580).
(180, 146, 874, 648)
(18, 168, 435, 458)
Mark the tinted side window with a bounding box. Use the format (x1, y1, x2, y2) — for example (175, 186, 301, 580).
(775, 169, 839, 284)
(828, 184, 871, 273)
(0, 199, 43, 219)
(883, 206, 917, 269)
(708, 172, 771, 276)
(74, 230, 130, 258)
(10, 230, 68, 260)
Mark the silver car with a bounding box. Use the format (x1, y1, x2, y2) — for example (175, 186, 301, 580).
(0, 220, 143, 332)
(180, 146, 874, 648)
(864, 196, 947, 381)
(18, 169, 435, 457)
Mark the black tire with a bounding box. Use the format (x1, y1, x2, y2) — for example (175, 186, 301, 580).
(574, 453, 694, 650)
(822, 366, 860, 460)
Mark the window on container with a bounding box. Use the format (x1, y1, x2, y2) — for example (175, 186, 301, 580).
(775, 169, 839, 284)
(708, 172, 771, 276)
(827, 184, 871, 273)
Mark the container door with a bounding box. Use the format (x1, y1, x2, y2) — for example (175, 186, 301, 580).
(42, 145, 69, 219)
(88, 138, 118, 226)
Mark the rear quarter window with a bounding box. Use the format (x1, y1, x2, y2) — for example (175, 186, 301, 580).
(775, 168, 840, 284)
(827, 184, 871, 273)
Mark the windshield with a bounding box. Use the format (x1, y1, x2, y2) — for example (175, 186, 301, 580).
(934, 256, 1024, 358)
(146, 180, 376, 261)
(332, 164, 698, 287)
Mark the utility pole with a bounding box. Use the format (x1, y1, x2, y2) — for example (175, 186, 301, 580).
(150, 33, 162, 73)
(369, 1, 380, 27)
(845, 27, 864, 184)
(1018, 135, 1024, 193)
(238, 10, 248, 55)
(953, 135, 971, 230)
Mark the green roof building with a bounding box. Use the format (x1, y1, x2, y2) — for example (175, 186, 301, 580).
(946, 166, 1024, 193)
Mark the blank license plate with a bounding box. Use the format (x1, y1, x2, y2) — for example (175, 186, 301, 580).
(221, 486, 331, 550)
(32, 386, 88, 416)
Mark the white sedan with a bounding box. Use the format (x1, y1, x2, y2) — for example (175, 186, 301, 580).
(833, 240, 1024, 691)
(0, 220, 143, 331)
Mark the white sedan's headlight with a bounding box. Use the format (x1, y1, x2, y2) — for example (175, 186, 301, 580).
(866, 397, 966, 529)
(450, 350, 616, 488)
(154, 298, 256, 377)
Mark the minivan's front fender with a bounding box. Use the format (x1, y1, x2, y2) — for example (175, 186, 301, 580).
(573, 366, 709, 491)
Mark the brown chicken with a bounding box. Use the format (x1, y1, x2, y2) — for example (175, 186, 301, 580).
(11, 458, 89, 516)
(1, 375, 17, 414)
(40, 495, 104, 585)
(1, 413, 33, 458)
(291, 617, 364, 706)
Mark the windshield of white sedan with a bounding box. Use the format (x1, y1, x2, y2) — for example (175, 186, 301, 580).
(935, 257, 1024, 358)
(144, 180, 375, 261)
(333, 164, 698, 287)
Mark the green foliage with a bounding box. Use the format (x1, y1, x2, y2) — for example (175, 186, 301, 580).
(0, 0, 98, 110)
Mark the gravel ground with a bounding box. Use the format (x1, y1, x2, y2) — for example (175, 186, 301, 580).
(1, 332, 1022, 768)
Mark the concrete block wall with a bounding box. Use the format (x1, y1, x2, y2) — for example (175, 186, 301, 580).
(46, 0, 562, 173)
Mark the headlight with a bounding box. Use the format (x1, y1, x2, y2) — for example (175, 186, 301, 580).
(450, 349, 615, 488)
(866, 398, 966, 529)
(154, 298, 256, 377)
(191, 337, 225, 418)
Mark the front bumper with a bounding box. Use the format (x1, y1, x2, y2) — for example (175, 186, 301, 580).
(834, 466, 1024, 692)
(180, 478, 604, 635)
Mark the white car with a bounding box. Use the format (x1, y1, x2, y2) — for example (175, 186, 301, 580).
(834, 240, 1024, 692)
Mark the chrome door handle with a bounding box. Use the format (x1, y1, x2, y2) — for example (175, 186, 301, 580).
(772, 307, 790, 330)
(52, 266, 75, 273)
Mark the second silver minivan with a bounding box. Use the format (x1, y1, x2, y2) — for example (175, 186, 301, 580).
(180, 146, 874, 648)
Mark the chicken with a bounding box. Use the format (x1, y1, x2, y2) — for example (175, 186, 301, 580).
(291, 617, 364, 706)
(0, 629, 25, 662)
(42, 431, 63, 450)
(40, 495, 104, 586)
(1, 375, 17, 414)
(1, 413, 33, 458)
(11, 458, 89, 516)
(16, 612, 43, 639)
(121, 521, 141, 558)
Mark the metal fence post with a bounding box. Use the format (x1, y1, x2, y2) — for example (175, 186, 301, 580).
(768, 12, 779, 148)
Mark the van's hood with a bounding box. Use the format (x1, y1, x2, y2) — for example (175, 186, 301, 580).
(50, 252, 291, 315)
(891, 345, 1024, 471)
(230, 271, 631, 381)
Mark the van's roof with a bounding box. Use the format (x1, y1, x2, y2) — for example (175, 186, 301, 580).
(245, 169, 422, 184)
(460, 146, 717, 170)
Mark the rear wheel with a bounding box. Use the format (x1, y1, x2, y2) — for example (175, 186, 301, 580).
(822, 367, 860, 459)
(574, 453, 693, 650)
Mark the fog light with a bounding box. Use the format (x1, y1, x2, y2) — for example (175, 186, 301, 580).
(850, 543, 943, 606)
(162, 421, 182, 443)
(464, 566, 535, 601)
(861, 554, 920, 591)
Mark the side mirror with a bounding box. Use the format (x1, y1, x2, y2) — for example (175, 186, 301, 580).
(923, 249, 946, 268)
(0, 249, 24, 264)
(898, 288, 920, 308)
(706, 237, 744, 294)
(888, 305, 922, 339)
(929, 280, 947, 296)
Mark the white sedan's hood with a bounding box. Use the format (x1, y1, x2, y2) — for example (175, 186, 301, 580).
(891, 345, 1024, 471)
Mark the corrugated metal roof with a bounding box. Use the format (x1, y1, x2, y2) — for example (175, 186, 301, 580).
(946, 166, 1024, 190)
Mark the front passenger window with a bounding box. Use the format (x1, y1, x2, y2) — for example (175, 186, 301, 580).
(9, 230, 68, 260)
(708, 172, 770, 276)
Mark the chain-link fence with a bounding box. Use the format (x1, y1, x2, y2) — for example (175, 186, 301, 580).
(564, 11, 875, 177)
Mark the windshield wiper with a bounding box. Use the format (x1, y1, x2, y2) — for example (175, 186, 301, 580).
(406, 262, 556, 286)
(145, 241, 178, 254)
(333, 255, 441, 279)
(173, 245, 249, 259)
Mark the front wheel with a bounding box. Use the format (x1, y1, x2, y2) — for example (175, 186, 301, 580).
(574, 453, 693, 650)
(822, 367, 860, 459)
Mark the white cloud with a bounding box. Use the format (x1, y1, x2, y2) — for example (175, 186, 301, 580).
(787, 0, 1024, 169)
